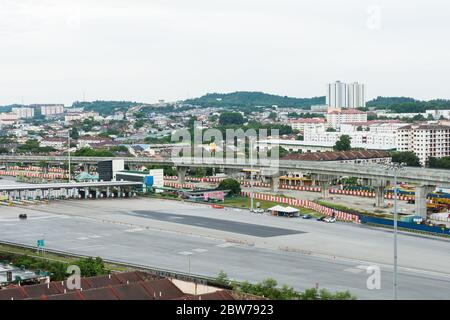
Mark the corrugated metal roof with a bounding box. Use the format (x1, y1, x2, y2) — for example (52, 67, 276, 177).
(282, 150, 390, 162)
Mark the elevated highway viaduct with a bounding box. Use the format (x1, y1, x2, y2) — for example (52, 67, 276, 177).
(1, 155, 449, 217)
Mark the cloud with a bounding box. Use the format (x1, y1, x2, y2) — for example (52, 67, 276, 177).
(0, 0, 449, 105)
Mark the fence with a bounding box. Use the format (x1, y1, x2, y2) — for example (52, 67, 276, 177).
(359, 215, 450, 236)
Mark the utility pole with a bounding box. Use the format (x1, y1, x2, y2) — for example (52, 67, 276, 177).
(386, 162, 404, 300)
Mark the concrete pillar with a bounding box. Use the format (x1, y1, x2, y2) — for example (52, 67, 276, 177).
(225, 168, 240, 179)
(269, 176, 280, 193)
(375, 186, 385, 207)
(95, 188, 99, 199)
(84, 187, 89, 199)
(321, 181, 330, 198)
(415, 185, 434, 218)
(106, 187, 110, 198)
(177, 167, 187, 184)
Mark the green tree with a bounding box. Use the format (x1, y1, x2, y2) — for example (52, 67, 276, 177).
(391, 151, 421, 167)
(215, 271, 230, 286)
(70, 127, 80, 139)
(268, 146, 289, 159)
(219, 112, 244, 126)
(75, 257, 108, 277)
(428, 156, 450, 169)
(218, 178, 241, 195)
(333, 135, 352, 151)
(74, 147, 114, 157)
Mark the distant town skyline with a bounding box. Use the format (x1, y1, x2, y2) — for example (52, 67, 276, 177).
(1, 0, 450, 105)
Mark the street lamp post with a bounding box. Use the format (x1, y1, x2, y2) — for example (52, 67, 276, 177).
(386, 162, 405, 300)
(393, 167, 398, 300)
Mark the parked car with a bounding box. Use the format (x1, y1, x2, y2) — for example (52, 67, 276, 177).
(302, 214, 312, 219)
(18, 214, 27, 219)
(253, 208, 265, 214)
(316, 216, 326, 221)
(324, 217, 336, 223)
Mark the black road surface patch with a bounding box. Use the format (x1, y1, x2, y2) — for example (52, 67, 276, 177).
(130, 211, 305, 237)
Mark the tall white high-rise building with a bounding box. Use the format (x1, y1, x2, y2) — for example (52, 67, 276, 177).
(347, 82, 366, 109)
(326, 81, 348, 109)
(326, 81, 366, 109)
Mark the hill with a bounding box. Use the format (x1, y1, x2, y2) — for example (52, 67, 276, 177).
(71, 100, 142, 116)
(367, 97, 450, 113)
(184, 92, 325, 108)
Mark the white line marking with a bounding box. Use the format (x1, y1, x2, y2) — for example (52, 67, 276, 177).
(344, 268, 365, 274)
(216, 243, 235, 248)
(125, 228, 144, 233)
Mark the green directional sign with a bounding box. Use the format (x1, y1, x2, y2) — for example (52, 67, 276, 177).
(37, 239, 45, 248)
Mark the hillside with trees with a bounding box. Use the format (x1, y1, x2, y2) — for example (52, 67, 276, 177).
(367, 97, 450, 113)
(184, 92, 325, 108)
(71, 100, 142, 116)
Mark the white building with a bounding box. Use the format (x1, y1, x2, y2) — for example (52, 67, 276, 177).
(302, 121, 408, 151)
(12, 107, 34, 119)
(326, 109, 367, 129)
(40, 104, 64, 116)
(0, 113, 19, 125)
(397, 123, 450, 165)
(326, 81, 366, 109)
(347, 82, 366, 109)
(257, 139, 334, 154)
(326, 81, 348, 109)
(425, 110, 450, 120)
(40, 137, 67, 150)
(288, 118, 326, 133)
(65, 112, 100, 124)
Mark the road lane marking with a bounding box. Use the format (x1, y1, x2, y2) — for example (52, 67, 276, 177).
(125, 228, 144, 233)
(216, 243, 236, 248)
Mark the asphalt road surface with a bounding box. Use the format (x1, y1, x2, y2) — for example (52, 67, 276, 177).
(1, 198, 449, 300)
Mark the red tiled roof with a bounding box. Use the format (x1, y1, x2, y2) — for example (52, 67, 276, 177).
(289, 118, 325, 124)
(328, 109, 366, 115)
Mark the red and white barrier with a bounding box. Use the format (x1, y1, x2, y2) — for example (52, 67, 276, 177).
(240, 191, 361, 223)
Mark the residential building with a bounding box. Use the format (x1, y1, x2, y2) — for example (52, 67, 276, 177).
(347, 82, 366, 108)
(12, 107, 34, 119)
(288, 118, 326, 133)
(425, 110, 450, 120)
(326, 109, 367, 129)
(302, 121, 408, 150)
(77, 136, 113, 149)
(0, 113, 19, 125)
(326, 81, 348, 109)
(40, 137, 67, 150)
(39, 104, 65, 116)
(397, 123, 450, 165)
(257, 139, 334, 154)
(326, 81, 366, 109)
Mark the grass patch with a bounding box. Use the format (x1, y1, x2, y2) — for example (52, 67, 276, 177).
(0, 243, 132, 280)
(223, 196, 317, 216)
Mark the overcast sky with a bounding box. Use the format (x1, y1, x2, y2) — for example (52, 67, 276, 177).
(1, 0, 449, 105)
